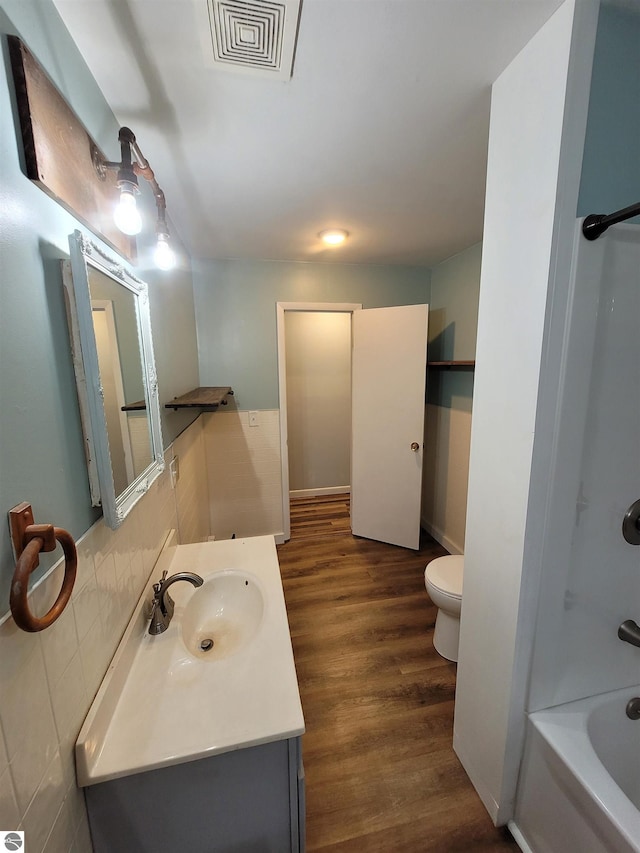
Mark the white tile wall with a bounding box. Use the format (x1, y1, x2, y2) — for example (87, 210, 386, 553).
(0, 418, 204, 852)
(203, 410, 284, 541)
(173, 418, 210, 544)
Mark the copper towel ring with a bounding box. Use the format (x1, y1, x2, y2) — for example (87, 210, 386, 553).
(9, 502, 77, 632)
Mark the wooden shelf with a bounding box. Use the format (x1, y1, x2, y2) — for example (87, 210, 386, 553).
(427, 361, 475, 369)
(164, 386, 233, 411)
(121, 400, 146, 411)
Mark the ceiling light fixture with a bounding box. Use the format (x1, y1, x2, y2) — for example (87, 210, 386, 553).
(319, 228, 349, 246)
(95, 126, 176, 270)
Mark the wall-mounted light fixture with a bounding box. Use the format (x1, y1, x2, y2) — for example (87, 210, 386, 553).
(93, 127, 176, 270)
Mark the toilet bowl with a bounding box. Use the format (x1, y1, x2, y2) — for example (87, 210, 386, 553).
(424, 555, 464, 662)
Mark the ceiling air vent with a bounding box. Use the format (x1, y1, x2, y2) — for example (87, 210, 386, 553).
(205, 0, 301, 79)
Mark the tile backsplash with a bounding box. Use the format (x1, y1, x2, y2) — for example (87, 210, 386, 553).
(0, 419, 204, 852)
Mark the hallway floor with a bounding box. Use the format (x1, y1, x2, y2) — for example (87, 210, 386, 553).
(277, 495, 519, 853)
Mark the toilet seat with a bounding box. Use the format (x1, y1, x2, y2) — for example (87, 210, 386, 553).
(424, 555, 463, 599)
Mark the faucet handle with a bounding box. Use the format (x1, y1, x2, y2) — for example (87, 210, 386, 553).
(145, 593, 159, 620)
(152, 569, 168, 598)
(619, 619, 640, 648)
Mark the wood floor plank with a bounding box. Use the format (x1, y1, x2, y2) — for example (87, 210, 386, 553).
(277, 496, 517, 852)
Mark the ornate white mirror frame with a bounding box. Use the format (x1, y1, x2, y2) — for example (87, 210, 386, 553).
(64, 229, 164, 528)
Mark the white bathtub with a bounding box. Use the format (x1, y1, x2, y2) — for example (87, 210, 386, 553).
(513, 686, 640, 853)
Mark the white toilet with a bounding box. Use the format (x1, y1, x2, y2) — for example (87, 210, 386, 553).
(424, 555, 464, 662)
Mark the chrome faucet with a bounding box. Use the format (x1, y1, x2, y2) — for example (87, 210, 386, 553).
(149, 570, 203, 635)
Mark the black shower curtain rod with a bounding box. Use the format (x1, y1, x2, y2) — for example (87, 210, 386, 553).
(582, 200, 640, 240)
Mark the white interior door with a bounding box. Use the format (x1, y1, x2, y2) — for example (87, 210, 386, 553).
(351, 304, 429, 550)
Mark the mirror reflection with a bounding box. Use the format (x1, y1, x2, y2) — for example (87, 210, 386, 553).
(88, 268, 153, 494)
(65, 230, 164, 529)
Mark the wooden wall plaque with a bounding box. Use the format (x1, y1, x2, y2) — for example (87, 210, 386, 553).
(8, 36, 135, 261)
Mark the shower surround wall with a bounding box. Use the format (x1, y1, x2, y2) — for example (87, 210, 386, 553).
(520, 0, 640, 713)
(513, 222, 640, 850)
(526, 223, 640, 711)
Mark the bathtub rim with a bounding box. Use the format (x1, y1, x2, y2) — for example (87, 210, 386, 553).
(524, 684, 640, 852)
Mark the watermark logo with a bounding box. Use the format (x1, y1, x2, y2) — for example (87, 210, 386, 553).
(2, 833, 23, 851)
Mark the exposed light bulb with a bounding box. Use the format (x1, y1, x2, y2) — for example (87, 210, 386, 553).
(319, 228, 349, 246)
(114, 189, 142, 235)
(154, 234, 176, 270)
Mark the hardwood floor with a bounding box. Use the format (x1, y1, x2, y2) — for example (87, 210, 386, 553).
(277, 495, 518, 853)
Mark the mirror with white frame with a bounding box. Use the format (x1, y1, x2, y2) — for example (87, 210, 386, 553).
(63, 229, 164, 528)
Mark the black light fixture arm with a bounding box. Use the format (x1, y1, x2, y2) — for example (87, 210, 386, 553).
(582, 200, 640, 241)
(116, 126, 138, 191)
(97, 126, 169, 223)
(92, 126, 175, 268)
(121, 127, 168, 215)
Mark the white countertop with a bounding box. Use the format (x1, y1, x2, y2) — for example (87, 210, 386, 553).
(76, 535, 304, 786)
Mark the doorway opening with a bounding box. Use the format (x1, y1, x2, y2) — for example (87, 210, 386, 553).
(277, 302, 429, 550)
(277, 303, 362, 541)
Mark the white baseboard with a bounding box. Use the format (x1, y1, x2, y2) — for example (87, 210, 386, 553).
(421, 518, 463, 555)
(273, 531, 286, 545)
(289, 486, 350, 499)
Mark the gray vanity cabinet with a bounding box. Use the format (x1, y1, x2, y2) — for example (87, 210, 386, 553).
(85, 736, 305, 853)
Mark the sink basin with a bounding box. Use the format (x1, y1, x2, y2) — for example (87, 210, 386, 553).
(181, 570, 264, 660)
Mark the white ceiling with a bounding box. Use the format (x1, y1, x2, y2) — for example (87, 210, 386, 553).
(53, 0, 564, 266)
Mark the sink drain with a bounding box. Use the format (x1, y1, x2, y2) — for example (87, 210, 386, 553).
(200, 638, 214, 652)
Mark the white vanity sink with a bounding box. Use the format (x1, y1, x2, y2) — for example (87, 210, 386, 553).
(76, 534, 304, 787)
(181, 569, 264, 660)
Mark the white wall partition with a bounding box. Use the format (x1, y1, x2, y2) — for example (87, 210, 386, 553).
(453, 0, 599, 824)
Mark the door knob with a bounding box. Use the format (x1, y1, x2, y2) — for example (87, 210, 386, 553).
(410, 442, 420, 452)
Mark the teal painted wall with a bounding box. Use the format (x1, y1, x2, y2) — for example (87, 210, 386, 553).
(0, 0, 199, 613)
(193, 259, 431, 410)
(427, 242, 481, 412)
(578, 0, 640, 218)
